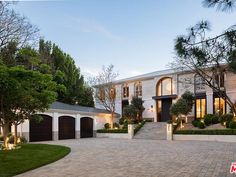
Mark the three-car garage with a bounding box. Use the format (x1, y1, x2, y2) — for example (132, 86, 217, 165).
(23, 101, 118, 142)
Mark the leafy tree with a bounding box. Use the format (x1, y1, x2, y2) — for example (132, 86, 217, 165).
(90, 65, 118, 129)
(131, 97, 145, 122)
(172, 0, 236, 115)
(202, 0, 236, 12)
(0, 42, 18, 67)
(0, 66, 58, 148)
(170, 91, 194, 127)
(123, 105, 138, 124)
(181, 91, 194, 110)
(16, 46, 40, 70)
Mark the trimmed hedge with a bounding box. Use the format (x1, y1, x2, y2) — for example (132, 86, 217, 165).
(97, 129, 128, 133)
(174, 129, 236, 135)
(134, 120, 146, 135)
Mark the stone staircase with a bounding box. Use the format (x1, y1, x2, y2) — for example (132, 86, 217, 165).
(134, 122, 167, 140)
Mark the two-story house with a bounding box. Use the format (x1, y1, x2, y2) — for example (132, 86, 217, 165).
(95, 68, 236, 122)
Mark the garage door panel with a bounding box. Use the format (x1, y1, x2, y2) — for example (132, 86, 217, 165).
(59, 116, 75, 140)
(80, 117, 93, 138)
(30, 115, 52, 142)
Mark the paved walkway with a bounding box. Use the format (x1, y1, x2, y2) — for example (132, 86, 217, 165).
(16, 138, 236, 177)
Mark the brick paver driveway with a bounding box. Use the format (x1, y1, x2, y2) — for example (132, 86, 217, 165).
(17, 138, 236, 177)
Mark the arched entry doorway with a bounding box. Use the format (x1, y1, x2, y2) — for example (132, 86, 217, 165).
(59, 116, 75, 140)
(153, 77, 177, 122)
(30, 114, 52, 142)
(80, 117, 93, 138)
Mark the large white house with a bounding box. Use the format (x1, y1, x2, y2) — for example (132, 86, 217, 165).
(95, 68, 236, 122)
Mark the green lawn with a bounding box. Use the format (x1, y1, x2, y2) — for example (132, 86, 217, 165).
(0, 144, 71, 177)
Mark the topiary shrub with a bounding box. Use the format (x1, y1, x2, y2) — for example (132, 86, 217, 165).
(113, 122, 120, 129)
(219, 114, 234, 125)
(119, 117, 126, 125)
(212, 115, 219, 124)
(229, 121, 236, 129)
(197, 121, 205, 129)
(192, 120, 199, 127)
(104, 123, 110, 129)
(204, 114, 214, 126)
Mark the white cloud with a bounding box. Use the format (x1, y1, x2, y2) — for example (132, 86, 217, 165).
(70, 17, 123, 41)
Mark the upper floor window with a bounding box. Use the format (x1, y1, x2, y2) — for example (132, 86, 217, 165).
(98, 88, 105, 101)
(195, 75, 206, 93)
(134, 82, 142, 97)
(109, 87, 116, 100)
(214, 73, 224, 88)
(157, 77, 173, 96)
(123, 84, 129, 98)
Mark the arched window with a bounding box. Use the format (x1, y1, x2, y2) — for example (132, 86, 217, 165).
(157, 77, 173, 96)
(134, 82, 142, 97)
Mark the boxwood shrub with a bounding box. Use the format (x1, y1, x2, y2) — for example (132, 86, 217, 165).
(134, 120, 146, 135)
(174, 129, 236, 135)
(197, 121, 205, 129)
(229, 121, 236, 129)
(97, 129, 128, 133)
(192, 120, 199, 127)
(219, 114, 234, 125)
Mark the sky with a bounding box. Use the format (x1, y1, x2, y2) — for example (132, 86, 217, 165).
(14, 0, 236, 80)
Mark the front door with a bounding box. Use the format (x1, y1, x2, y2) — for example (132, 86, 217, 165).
(161, 99, 172, 122)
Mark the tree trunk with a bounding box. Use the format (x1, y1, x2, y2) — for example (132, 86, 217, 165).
(110, 111, 114, 129)
(14, 123, 17, 145)
(3, 122, 9, 149)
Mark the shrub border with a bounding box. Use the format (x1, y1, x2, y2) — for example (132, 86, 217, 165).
(96, 129, 128, 133)
(134, 120, 146, 135)
(174, 129, 236, 135)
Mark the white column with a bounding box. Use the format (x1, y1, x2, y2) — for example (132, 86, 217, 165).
(153, 101, 157, 122)
(128, 124, 134, 139)
(75, 114, 81, 139)
(53, 112, 58, 140)
(21, 120, 30, 141)
(166, 123, 173, 140)
(207, 93, 213, 114)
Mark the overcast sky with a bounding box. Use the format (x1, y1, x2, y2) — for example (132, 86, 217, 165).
(15, 0, 236, 79)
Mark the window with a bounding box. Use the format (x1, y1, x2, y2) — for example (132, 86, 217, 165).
(157, 78, 173, 96)
(214, 97, 225, 115)
(109, 87, 116, 100)
(134, 82, 142, 97)
(98, 88, 105, 101)
(196, 98, 206, 119)
(214, 73, 224, 88)
(195, 75, 205, 93)
(123, 84, 129, 98)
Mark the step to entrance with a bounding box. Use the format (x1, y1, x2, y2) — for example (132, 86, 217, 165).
(134, 122, 167, 140)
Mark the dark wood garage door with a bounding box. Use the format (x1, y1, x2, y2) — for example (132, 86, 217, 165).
(30, 115, 52, 142)
(80, 117, 93, 138)
(59, 116, 75, 140)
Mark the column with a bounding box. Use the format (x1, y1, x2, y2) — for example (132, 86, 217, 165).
(75, 114, 81, 139)
(52, 112, 58, 141)
(207, 93, 213, 114)
(166, 123, 173, 140)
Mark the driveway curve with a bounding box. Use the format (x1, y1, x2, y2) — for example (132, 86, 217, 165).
(16, 138, 236, 177)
